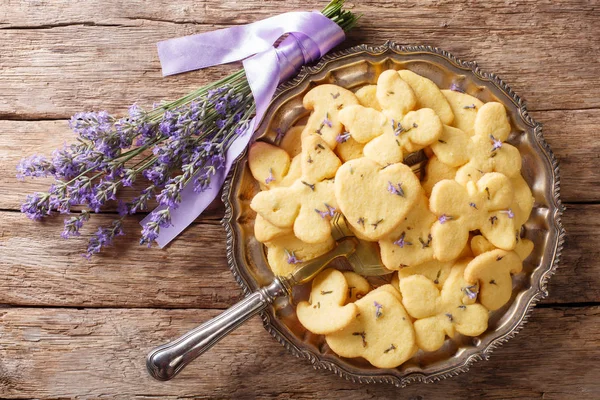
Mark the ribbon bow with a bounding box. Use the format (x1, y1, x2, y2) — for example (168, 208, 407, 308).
(142, 11, 345, 247)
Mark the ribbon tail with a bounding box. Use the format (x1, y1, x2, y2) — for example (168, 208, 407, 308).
(145, 49, 280, 248)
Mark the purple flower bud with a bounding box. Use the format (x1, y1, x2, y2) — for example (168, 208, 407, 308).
(315, 203, 336, 219)
(450, 83, 465, 93)
(387, 181, 405, 197)
(374, 301, 383, 318)
(21, 192, 51, 220)
(285, 249, 302, 264)
(139, 209, 172, 248)
(61, 210, 90, 239)
(265, 168, 275, 185)
(438, 214, 452, 224)
(336, 132, 351, 143)
(16, 155, 55, 180)
(501, 208, 515, 219)
(84, 219, 124, 259)
(323, 113, 333, 128)
(490, 135, 503, 151)
(393, 231, 412, 248)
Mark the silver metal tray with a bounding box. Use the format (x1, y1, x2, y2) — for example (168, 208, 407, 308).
(221, 41, 565, 387)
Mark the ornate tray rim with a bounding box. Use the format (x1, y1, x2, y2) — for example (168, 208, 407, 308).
(220, 41, 565, 387)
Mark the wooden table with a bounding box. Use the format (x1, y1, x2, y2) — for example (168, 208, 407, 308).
(1, 1, 598, 398)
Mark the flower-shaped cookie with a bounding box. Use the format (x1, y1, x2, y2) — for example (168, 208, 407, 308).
(378, 194, 437, 269)
(334, 157, 422, 241)
(250, 178, 338, 244)
(297, 268, 359, 335)
(325, 285, 417, 368)
(429, 172, 517, 261)
(430, 102, 521, 185)
(400, 260, 489, 352)
(302, 84, 359, 148)
(362, 108, 444, 166)
(464, 249, 523, 311)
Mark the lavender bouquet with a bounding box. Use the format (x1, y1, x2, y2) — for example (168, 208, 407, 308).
(17, 0, 359, 258)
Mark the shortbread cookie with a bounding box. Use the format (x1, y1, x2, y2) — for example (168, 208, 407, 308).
(300, 134, 342, 182)
(355, 85, 382, 110)
(429, 173, 517, 261)
(363, 108, 443, 166)
(422, 155, 458, 196)
(265, 234, 335, 276)
(376, 69, 417, 121)
(398, 70, 454, 125)
(396, 257, 467, 290)
(343, 271, 371, 303)
(276, 155, 302, 188)
(297, 268, 359, 335)
(378, 195, 436, 269)
(429, 125, 471, 167)
(248, 142, 290, 189)
(334, 158, 422, 241)
(250, 178, 338, 244)
(254, 214, 290, 243)
(510, 173, 535, 227)
(326, 286, 417, 368)
(470, 234, 534, 261)
(334, 135, 365, 163)
(464, 249, 523, 311)
(302, 85, 359, 148)
(441, 89, 484, 135)
(279, 125, 306, 157)
(400, 260, 489, 351)
(431, 102, 521, 185)
(338, 105, 388, 143)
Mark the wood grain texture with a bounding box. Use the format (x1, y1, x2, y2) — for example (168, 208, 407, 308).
(0, 306, 598, 399)
(0, 0, 599, 398)
(2, 109, 599, 207)
(0, 0, 598, 119)
(0, 204, 596, 308)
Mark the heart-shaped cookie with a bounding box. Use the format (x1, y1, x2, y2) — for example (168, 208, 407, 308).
(334, 157, 422, 241)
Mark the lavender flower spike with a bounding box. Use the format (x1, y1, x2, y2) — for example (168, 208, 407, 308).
(323, 113, 333, 128)
(374, 301, 383, 318)
(315, 203, 336, 219)
(336, 132, 351, 143)
(387, 181, 405, 197)
(285, 249, 302, 264)
(265, 168, 275, 185)
(450, 82, 465, 93)
(393, 231, 412, 248)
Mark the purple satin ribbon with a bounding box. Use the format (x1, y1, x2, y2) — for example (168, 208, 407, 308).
(142, 11, 345, 247)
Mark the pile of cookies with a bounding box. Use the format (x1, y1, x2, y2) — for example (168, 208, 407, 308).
(246, 68, 534, 368)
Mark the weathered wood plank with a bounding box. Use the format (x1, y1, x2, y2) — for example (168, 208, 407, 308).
(0, 203, 596, 308)
(0, 306, 597, 399)
(0, 1, 598, 118)
(1, 110, 598, 213)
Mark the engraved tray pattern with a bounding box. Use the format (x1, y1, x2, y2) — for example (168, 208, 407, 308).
(220, 41, 565, 387)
